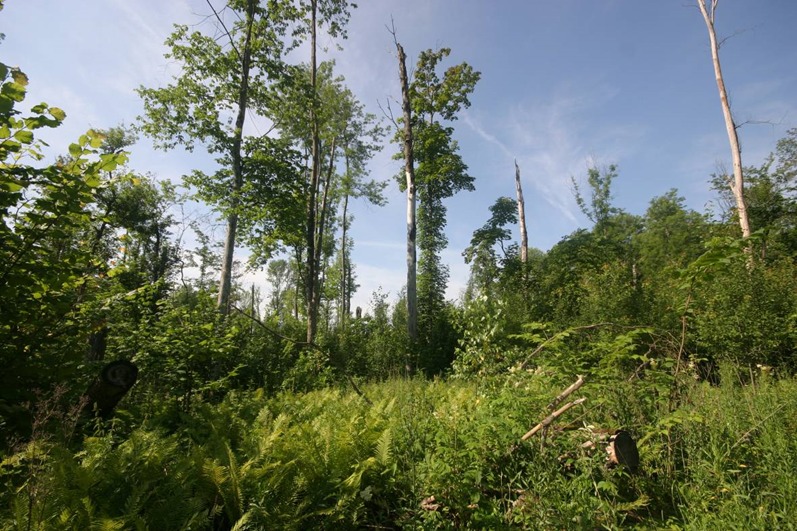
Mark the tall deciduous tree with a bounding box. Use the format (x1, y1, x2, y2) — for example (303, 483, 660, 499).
(269, 59, 381, 339)
(293, 0, 354, 343)
(138, 0, 292, 315)
(406, 47, 480, 371)
(697, 0, 751, 240)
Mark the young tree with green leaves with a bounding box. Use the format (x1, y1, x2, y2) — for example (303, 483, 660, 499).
(138, 0, 295, 315)
(269, 58, 382, 339)
(0, 61, 127, 439)
(463, 196, 518, 300)
(294, 0, 355, 343)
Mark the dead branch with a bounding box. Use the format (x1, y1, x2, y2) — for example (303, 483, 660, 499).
(521, 397, 587, 441)
(546, 375, 586, 411)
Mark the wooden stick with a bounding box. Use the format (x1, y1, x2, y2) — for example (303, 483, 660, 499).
(522, 397, 587, 441)
(547, 375, 585, 411)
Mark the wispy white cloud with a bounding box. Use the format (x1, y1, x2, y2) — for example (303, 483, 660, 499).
(462, 82, 645, 226)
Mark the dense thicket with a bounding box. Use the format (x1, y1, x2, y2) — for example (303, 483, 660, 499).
(2, 1, 797, 528)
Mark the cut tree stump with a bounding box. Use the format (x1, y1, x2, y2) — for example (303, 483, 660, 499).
(580, 428, 640, 473)
(606, 430, 639, 473)
(83, 360, 138, 418)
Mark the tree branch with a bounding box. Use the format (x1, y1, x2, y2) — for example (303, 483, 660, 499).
(205, 0, 241, 61)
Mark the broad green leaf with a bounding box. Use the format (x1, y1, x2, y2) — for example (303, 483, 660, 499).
(1, 81, 26, 102)
(49, 107, 66, 121)
(84, 173, 101, 188)
(0, 95, 12, 114)
(13, 129, 33, 144)
(87, 128, 104, 148)
(10, 69, 28, 87)
(2, 178, 23, 192)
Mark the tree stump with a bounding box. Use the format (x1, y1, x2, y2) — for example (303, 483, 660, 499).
(606, 430, 640, 473)
(83, 360, 138, 418)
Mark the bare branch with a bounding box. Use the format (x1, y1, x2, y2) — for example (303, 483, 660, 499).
(546, 375, 586, 411)
(717, 27, 748, 49)
(521, 397, 587, 441)
(205, 0, 241, 61)
(377, 98, 399, 128)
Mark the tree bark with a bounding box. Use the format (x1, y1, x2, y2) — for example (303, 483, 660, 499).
(514, 159, 528, 263)
(313, 138, 336, 309)
(397, 42, 418, 345)
(306, 0, 320, 343)
(697, 0, 751, 239)
(218, 0, 256, 315)
(340, 152, 351, 326)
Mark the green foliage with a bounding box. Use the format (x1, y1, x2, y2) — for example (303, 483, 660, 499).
(396, 47, 480, 373)
(463, 196, 519, 300)
(5, 369, 797, 529)
(690, 255, 797, 370)
(452, 295, 524, 377)
(572, 164, 619, 231)
(0, 63, 128, 442)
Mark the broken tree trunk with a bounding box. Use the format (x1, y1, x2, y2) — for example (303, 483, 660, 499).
(522, 375, 587, 441)
(697, 0, 752, 241)
(397, 40, 418, 346)
(547, 374, 585, 410)
(514, 160, 528, 264)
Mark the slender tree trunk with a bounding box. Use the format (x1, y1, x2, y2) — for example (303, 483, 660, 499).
(697, 0, 751, 239)
(340, 153, 350, 327)
(397, 42, 418, 345)
(306, 0, 320, 343)
(514, 159, 528, 263)
(341, 194, 350, 322)
(218, 0, 256, 314)
(314, 140, 336, 279)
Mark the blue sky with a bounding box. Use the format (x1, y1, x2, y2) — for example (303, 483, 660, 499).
(2, 1, 796, 312)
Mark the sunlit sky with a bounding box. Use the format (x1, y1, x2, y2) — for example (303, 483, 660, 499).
(3, 1, 796, 312)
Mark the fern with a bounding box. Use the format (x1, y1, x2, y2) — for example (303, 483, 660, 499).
(375, 427, 392, 467)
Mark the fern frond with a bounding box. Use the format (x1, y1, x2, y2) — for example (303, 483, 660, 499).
(375, 427, 392, 466)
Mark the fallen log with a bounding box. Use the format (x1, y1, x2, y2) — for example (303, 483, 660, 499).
(546, 374, 585, 411)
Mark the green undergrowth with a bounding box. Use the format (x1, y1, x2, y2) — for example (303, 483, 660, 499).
(3, 371, 797, 529)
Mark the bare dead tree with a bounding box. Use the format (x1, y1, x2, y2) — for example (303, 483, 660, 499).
(389, 21, 418, 345)
(514, 159, 528, 263)
(697, 0, 752, 240)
